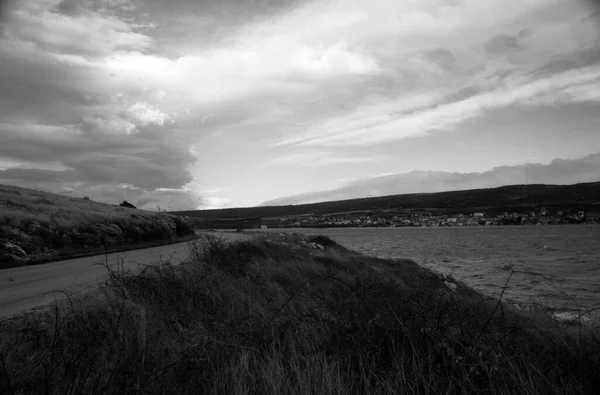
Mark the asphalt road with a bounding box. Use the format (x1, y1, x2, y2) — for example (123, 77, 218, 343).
(0, 240, 198, 318)
(0, 231, 262, 318)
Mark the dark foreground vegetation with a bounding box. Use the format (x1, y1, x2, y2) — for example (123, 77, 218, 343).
(0, 184, 195, 268)
(1, 234, 599, 394)
(172, 181, 600, 221)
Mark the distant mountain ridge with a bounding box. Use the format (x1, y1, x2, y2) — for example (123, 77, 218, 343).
(171, 181, 600, 221)
(261, 153, 600, 206)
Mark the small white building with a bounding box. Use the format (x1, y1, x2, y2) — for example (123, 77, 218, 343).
(447, 218, 458, 224)
(473, 213, 485, 218)
(260, 225, 268, 229)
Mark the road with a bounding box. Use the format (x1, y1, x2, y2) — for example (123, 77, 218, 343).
(0, 232, 258, 318)
(0, 239, 205, 318)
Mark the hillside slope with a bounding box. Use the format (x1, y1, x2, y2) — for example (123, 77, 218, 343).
(172, 181, 600, 220)
(1, 233, 598, 394)
(0, 184, 195, 267)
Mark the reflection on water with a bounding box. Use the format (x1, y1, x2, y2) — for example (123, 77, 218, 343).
(260, 226, 600, 320)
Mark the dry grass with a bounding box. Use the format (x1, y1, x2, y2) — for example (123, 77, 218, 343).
(1, 234, 598, 394)
(0, 184, 195, 266)
(0, 184, 157, 230)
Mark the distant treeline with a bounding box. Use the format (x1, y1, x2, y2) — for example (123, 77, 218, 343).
(170, 182, 600, 222)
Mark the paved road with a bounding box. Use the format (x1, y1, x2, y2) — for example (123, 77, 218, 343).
(0, 231, 261, 318)
(0, 240, 198, 318)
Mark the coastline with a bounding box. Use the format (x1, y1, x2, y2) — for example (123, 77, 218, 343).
(249, 227, 600, 324)
(1, 232, 598, 394)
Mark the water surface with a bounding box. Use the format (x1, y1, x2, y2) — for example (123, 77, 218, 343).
(260, 226, 600, 320)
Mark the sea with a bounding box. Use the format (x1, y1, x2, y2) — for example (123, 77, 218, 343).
(258, 225, 600, 323)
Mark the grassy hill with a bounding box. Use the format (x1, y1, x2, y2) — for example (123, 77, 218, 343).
(172, 182, 600, 221)
(0, 184, 195, 268)
(1, 233, 598, 394)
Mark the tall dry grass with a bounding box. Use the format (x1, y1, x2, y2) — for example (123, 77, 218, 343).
(1, 234, 598, 394)
(0, 184, 195, 266)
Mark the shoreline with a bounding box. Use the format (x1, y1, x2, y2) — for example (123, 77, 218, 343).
(1, 232, 598, 394)
(248, 228, 600, 325)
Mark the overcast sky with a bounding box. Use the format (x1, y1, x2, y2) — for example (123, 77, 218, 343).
(1, 0, 599, 210)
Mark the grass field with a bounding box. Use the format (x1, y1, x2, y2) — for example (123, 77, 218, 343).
(0, 184, 194, 267)
(1, 233, 598, 394)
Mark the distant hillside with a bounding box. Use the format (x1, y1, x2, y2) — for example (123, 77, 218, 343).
(171, 182, 600, 221)
(262, 153, 600, 206)
(0, 184, 195, 267)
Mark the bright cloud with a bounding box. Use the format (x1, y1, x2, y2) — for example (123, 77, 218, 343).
(277, 65, 600, 146)
(265, 151, 382, 168)
(128, 102, 171, 126)
(200, 196, 232, 210)
(1, 0, 599, 207)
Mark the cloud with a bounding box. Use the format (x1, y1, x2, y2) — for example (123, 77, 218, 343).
(274, 64, 600, 147)
(196, 187, 227, 194)
(199, 196, 232, 210)
(10, 0, 150, 58)
(424, 48, 456, 71)
(0, 173, 201, 211)
(484, 34, 522, 55)
(133, 188, 201, 211)
(128, 102, 171, 127)
(264, 151, 382, 168)
(0, 0, 201, 205)
(1, 0, 600, 209)
(262, 153, 600, 206)
(0, 121, 196, 185)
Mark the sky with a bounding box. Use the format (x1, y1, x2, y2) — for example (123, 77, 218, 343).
(0, 0, 599, 210)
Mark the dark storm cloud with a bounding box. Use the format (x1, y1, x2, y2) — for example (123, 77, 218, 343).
(262, 153, 600, 206)
(0, 0, 15, 36)
(0, 0, 203, 209)
(0, 0, 12, 21)
(0, 168, 78, 183)
(62, 145, 197, 190)
(0, 123, 196, 190)
(0, 46, 100, 124)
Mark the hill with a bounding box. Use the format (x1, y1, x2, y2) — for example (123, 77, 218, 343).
(261, 154, 600, 206)
(2, 233, 598, 394)
(171, 182, 600, 223)
(0, 184, 195, 268)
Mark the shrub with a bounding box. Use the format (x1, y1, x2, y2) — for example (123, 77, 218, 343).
(119, 201, 137, 209)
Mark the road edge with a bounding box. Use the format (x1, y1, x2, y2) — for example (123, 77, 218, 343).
(1, 234, 202, 270)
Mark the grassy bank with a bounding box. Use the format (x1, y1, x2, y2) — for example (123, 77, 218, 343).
(1, 234, 599, 394)
(0, 184, 195, 268)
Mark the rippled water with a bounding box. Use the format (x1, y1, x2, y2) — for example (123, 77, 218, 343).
(261, 226, 600, 320)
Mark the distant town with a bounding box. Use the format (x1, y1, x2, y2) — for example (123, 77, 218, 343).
(260, 209, 599, 228)
(186, 208, 600, 230)
(173, 182, 600, 230)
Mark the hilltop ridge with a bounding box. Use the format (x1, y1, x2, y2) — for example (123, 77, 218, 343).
(0, 184, 195, 268)
(171, 182, 600, 226)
